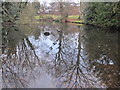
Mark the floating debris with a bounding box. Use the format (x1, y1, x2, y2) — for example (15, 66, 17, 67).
(44, 32, 50, 36)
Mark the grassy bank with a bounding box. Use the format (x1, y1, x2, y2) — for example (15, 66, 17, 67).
(35, 15, 84, 24)
(35, 15, 79, 20)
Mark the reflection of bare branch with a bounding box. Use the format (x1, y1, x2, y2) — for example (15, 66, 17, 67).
(46, 26, 99, 88)
(2, 26, 42, 88)
(25, 38, 42, 66)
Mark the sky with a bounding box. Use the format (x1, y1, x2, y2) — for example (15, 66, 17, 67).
(2, 0, 80, 3)
(3, 0, 119, 3)
(38, 0, 119, 3)
(37, 0, 78, 3)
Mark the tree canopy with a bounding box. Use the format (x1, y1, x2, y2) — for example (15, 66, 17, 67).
(84, 2, 120, 28)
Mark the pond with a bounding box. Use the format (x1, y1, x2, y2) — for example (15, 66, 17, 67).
(1, 22, 120, 88)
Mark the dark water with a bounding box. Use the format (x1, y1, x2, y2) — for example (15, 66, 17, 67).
(1, 22, 120, 88)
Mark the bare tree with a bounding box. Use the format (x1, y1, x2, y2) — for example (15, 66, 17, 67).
(77, 0, 87, 20)
(55, 0, 69, 21)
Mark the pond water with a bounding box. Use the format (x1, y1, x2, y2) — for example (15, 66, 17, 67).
(1, 22, 120, 88)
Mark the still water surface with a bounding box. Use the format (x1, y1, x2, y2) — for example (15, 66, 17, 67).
(1, 22, 120, 88)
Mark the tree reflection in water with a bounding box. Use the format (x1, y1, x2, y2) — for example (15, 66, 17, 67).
(2, 25, 42, 88)
(82, 26, 119, 88)
(45, 24, 104, 88)
(1, 23, 119, 88)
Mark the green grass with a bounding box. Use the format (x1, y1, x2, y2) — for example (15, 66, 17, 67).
(35, 16, 43, 19)
(35, 15, 61, 19)
(68, 15, 79, 19)
(35, 15, 80, 20)
(44, 15, 61, 19)
(35, 15, 84, 24)
(73, 20, 84, 23)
